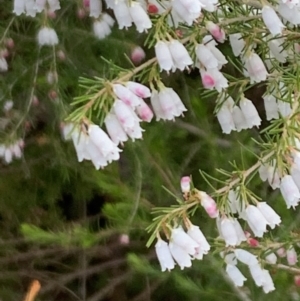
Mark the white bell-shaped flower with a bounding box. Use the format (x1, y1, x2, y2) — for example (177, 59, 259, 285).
(234, 249, 258, 266)
(262, 269, 275, 293)
(216, 99, 236, 134)
(265, 252, 277, 264)
(219, 217, 239, 246)
(262, 6, 285, 36)
(129, 2, 152, 33)
(263, 94, 279, 120)
(245, 205, 269, 237)
(187, 224, 210, 259)
(13, 0, 25, 15)
(226, 264, 247, 287)
(37, 27, 59, 46)
(196, 44, 219, 69)
(168, 40, 193, 71)
(93, 14, 115, 40)
(155, 41, 174, 72)
(280, 175, 300, 209)
(229, 33, 245, 57)
(155, 239, 175, 272)
(171, 226, 199, 256)
(89, 0, 102, 17)
(232, 105, 248, 131)
(268, 38, 288, 63)
(278, 99, 292, 117)
(104, 112, 128, 145)
(113, 1, 132, 29)
(239, 97, 261, 128)
(168, 241, 192, 270)
(88, 124, 121, 162)
(257, 202, 281, 229)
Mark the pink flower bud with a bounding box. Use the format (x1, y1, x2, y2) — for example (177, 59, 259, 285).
(276, 247, 286, 258)
(5, 38, 14, 49)
(147, 3, 159, 14)
(0, 49, 9, 58)
(57, 50, 66, 61)
(206, 21, 226, 43)
(77, 8, 86, 19)
(136, 99, 153, 122)
(32, 95, 39, 106)
(83, 0, 90, 7)
(47, 10, 56, 19)
(200, 68, 215, 89)
(294, 275, 300, 287)
(131, 46, 146, 65)
(181, 176, 191, 193)
(119, 234, 130, 245)
(287, 247, 298, 266)
(248, 237, 260, 247)
(199, 191, 219, 218)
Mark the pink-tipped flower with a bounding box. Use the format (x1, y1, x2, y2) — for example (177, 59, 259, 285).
(200, 68, 215, 89)
(181, 176, 191, 193)
(206, 21, 226, 43)
(198, 191, 219, 218)
(287, 246, 298, 266)
(126, 81, 151, 99)
(113, 84, 141, 107)
(135, 98, 153, 122)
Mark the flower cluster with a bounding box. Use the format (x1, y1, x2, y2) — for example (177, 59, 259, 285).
(0, 139, 24, 163)
(155, 223, 210, 271)
(216, 96, 261, 134)
(225, 249, 275, 293)
(62, 123, 121, 170)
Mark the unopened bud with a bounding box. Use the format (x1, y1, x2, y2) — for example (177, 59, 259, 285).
(5, 38, 14, 49)
(83, 0, 90, 7)
(276, 247, 286, 258)
(147, 3, 159, 14)
(119, 234, 130, 245)
(248, 237, 259, 247)
(294, 275, 300, 287)
(206, 21, 226, 43)
(47, 10, 56, 19)
(180, 176, 191, 193)
(131, 46, 145, 65)
(77, 8, 86, 19)
(57, 50, 66, 61)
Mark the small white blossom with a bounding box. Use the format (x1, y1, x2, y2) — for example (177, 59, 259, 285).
(257, 202, 281, 229)
(262, 6, 285, 36)
(171, 226, 199, 256)
(243, 52, 268, 83)
(169, 241, 192, 270)
(89, 0, 102, 18)
(155, 239, 175, 272)
(263, 94, 279, 120)
(187, 224, 210, 259)
(229, 33, 245, 57)
(239, 97, 261, 128)
(245, 205, 269, 237)
(265, 252, 277, 264)
(234, 249, 259, 266)
(168, 40, 193, 71)
(37, 27, 59, 46)
(226, 264, 247, 287)
(129, 2, 152, 33)
(155, 41, 174, 72)
(280, 175, 300, 209)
